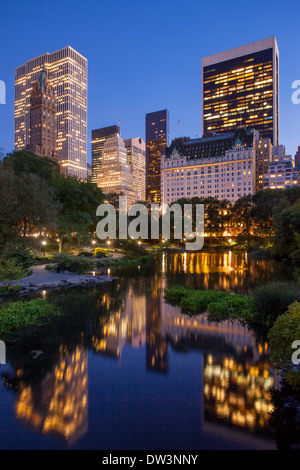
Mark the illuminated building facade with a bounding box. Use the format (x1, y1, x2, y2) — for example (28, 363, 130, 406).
(161, 128, 257, 205)
(263, 153, 299, 190)
(254, 137, 272, 192)
(91, 125, 120, 184)
(124, 137, 146, 201)
(97, 134, 137, 207)
(295, 146, 300, 170)
(25, 65, 57, 160)
(15, 46, 88, 179)
(202, 37, 279, 145)
(146, 109, 169, 203)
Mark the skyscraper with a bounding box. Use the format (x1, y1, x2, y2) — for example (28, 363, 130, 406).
(97, 134, 136, 208)
(145, 109, 169, 203)
(15, 46, 88, 179)
(25, 65, 57, 160)
(91, 125, 120, 184)
(124, 137, 146, 201)
(202, 37, 279, 145)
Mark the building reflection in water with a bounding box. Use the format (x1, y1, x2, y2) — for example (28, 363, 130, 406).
(92, 284, 147, 359)
(167, 251, 288, 294)
(15, 345, 88, 445)
(12, 251, 286, 444)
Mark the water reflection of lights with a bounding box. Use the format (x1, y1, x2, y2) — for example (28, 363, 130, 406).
(162, 253, 166, 274)
(183, 252, 187, 272)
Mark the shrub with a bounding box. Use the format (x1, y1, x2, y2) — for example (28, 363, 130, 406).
(0, 258, 26, 287)
(0, 299, 60, 335)
(94, 247, 108, 258)
(1, 247, 35, 270)
(52, 253, 94, 274)
(253, 282, 300, 325)
(78, 251, 94, 257)
(268, 301, 300, 389)
(114, 240, 147, 256)
(95, 254, 154, 268)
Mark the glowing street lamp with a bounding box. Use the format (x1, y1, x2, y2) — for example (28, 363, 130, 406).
(41, 240, 47, 258)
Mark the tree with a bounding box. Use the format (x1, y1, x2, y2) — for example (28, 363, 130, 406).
(272, 199, 300, 258)
(232, 195, 254, 249)
(50, 174, 104, 252)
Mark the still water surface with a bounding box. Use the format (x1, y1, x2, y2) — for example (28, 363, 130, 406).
(0, 251, 297, 450)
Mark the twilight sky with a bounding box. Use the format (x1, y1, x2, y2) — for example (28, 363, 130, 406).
(0, 0, 299, 163)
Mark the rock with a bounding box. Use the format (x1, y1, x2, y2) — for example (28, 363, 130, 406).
(66, 277, 83, 285)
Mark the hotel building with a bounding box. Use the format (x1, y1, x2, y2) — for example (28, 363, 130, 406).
(15, 46, 88, 179)
(91, 125, 121, 185)
(161, 128, 257, 205)
(97, 134, 137, 207)
(146, 109, 169, 203)
(202, 37, 279, 145)
(124, 137, 146, 201)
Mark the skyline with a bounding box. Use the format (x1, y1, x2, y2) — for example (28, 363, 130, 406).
(0, 0, 300, 163)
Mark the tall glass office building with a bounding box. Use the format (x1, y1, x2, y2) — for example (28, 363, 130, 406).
(91, 125, 120, 184)
(145, 109, 169, 203)
(15, 46, 88, 179)
(202, 37, 279, 145)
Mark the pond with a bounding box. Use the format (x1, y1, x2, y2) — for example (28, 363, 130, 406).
(0, 251, 298, 450)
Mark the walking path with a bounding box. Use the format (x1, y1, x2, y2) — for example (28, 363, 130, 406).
(7, 264, 119, 295)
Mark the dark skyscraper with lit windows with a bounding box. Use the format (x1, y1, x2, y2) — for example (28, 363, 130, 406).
(202, 37, 279, 145)
(91, 125, 120, 184)
(145, 109, 169, 203)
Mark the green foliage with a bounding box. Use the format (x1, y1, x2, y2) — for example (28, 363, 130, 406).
(268, 302, 300, 389)
(52, 254, 94, 274)
(0, 299, 60, 335)
(1, 246, 35, 269)
(78, 250, 94, 257)
(0, 150, 104, 253)
(51, 174, 104, 252)
(96, 254, 154, 268)
(93, 247, 108, 258)
(253, 282, 300, 325)
(207, 295, 255, 321)
(165, 286, 255, 321)
(0, 258, 26, 284)
(114, 240, 147, 256)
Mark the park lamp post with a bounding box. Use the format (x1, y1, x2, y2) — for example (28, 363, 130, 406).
(41, 240, 47, 257)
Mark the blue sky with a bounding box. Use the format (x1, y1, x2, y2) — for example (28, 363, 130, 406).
(0, 0, 299, 163)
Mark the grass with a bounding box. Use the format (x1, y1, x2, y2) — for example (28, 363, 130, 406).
(0, 299, 61, 336)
